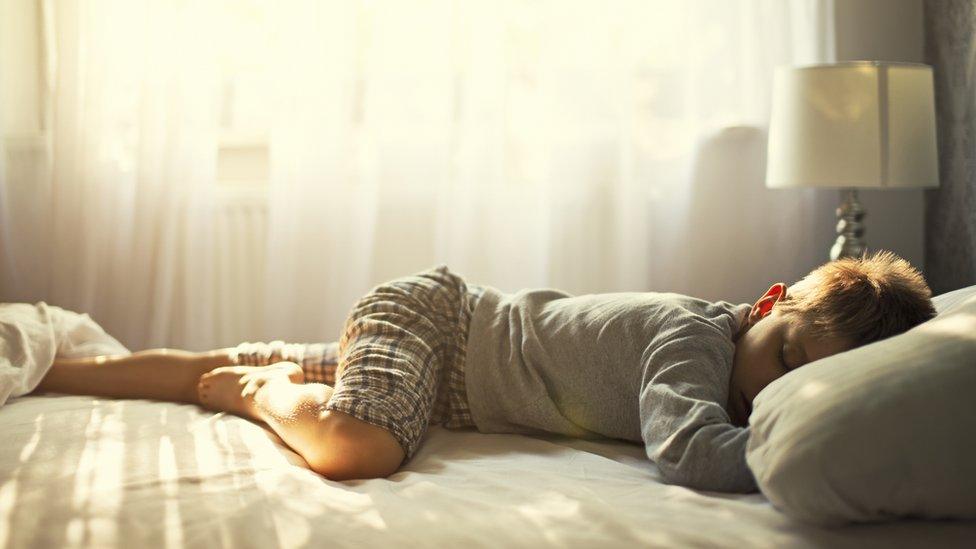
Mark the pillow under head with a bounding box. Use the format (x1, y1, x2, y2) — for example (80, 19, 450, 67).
(746, 286, 976, 526)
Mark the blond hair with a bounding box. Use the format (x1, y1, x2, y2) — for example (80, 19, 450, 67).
(774, 250, 936, 347)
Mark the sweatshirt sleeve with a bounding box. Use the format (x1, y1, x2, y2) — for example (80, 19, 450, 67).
(638, 331, 758, 493)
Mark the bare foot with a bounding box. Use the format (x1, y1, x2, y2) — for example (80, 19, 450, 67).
(196, 362, 304, 420)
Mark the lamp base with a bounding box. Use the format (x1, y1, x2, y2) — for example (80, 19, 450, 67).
(829, 189, 866, 261)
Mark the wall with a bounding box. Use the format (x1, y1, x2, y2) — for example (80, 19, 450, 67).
(832, 0, 927, 270)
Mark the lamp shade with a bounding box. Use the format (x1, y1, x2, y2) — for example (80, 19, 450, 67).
(765, 61, 939, 189)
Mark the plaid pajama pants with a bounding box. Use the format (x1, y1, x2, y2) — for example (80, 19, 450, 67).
(230, 265, 485, 461)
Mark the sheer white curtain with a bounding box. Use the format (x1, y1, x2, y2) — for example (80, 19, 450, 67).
(0, 0, 221, 350)
(0, 0, 837, 350)
(262, 0, 837, 343)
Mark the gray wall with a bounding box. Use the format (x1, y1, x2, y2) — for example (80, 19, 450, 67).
(833, 0, 927, 272)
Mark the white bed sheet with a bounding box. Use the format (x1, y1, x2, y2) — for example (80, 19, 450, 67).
(1, 394, 973, 548)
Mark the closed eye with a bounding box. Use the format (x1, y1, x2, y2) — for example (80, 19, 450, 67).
(779, 345, 791, 371)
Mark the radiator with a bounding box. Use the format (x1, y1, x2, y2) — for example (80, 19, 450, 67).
(213, 186, 269, 347)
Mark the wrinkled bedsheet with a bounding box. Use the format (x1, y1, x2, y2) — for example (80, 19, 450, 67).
(0, 302, 129, 407)
(1, 394, 973, 548)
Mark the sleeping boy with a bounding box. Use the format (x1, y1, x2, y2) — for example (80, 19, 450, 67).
(33, 251, 936, 492)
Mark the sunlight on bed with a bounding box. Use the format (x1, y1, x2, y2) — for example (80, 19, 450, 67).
(0, 480, 13, 548)
(18, 415, 42, 463)
(195, 414, 390, 542)
(158, 425, 183, 548)
(516, 491, 581, 545)
(241, 425, 391, 534)
(193, 415, 245, 546)
(0, 413, 44, 547)
(2, 396, 975, 546)
(235, 425, 305, 546)
(66, 401, 123, 548)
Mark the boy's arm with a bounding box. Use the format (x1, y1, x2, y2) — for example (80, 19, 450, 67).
(639, 335, 758, 493)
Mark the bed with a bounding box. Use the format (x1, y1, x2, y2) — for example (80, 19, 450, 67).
(2, 391, 973, 548)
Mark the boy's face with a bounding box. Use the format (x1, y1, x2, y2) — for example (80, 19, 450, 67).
(727, 283, 853, 427)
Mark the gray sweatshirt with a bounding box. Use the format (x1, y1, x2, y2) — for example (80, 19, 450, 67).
(463, 285, 756, 493)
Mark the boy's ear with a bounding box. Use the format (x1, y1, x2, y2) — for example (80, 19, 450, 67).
(750, 283, 788, 322)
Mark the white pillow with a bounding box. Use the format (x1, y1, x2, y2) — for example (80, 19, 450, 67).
(933, 284, 976, 314)
(745, 289, 976, 526)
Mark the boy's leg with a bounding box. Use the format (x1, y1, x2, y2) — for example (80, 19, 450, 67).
(231, 340, 340, 385)
(199, 266, 463, 481)
(197, 367, 404, 481)
(33, 345, 400, 480)
(34, 348, 239, 404)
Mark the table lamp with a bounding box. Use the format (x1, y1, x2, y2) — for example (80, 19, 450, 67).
(765, 61, 939, 260)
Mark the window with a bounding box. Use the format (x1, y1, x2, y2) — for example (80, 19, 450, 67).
(213, 0, 274, 187)
(0, 0, 275, 187)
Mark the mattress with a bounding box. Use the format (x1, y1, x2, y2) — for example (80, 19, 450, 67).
(1, 394, 973, 548)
